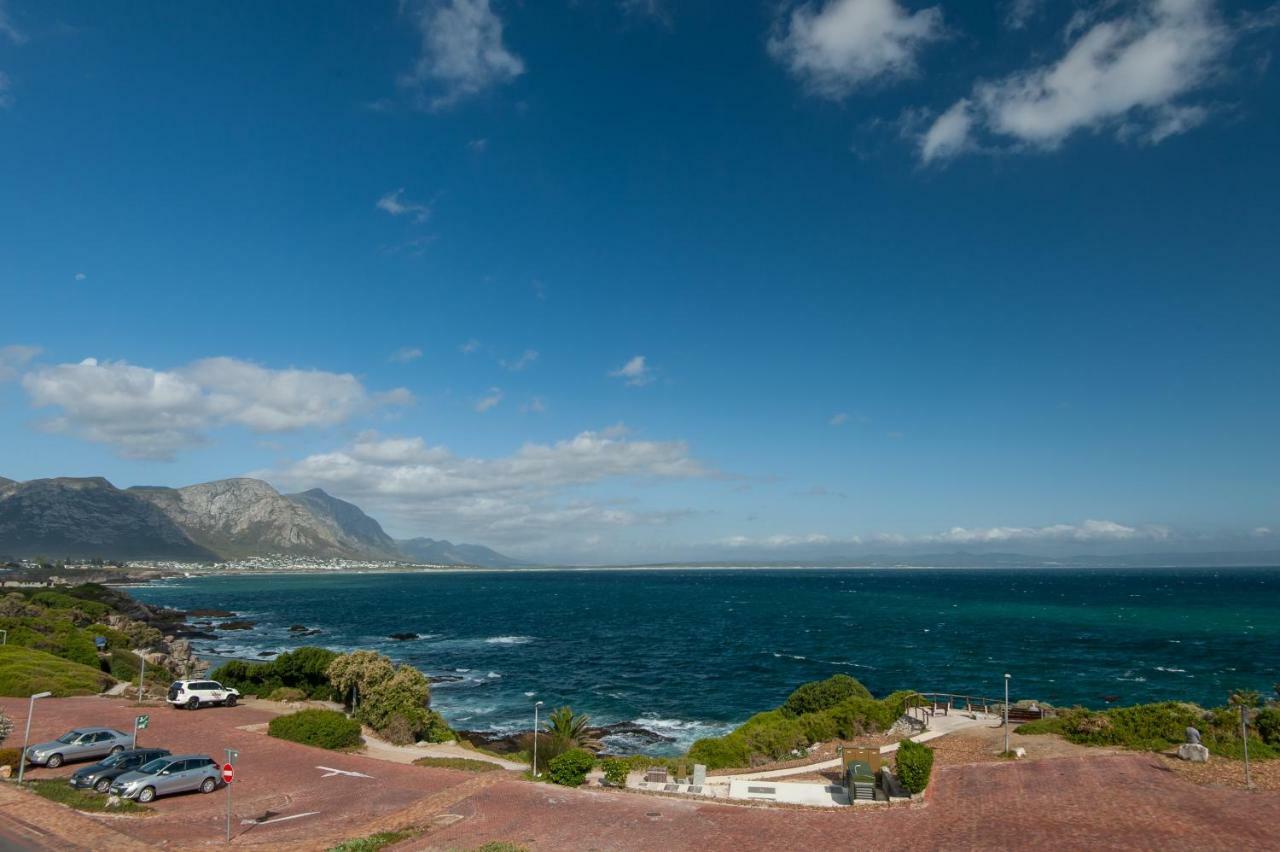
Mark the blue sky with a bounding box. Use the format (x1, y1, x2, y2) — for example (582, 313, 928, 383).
(1, 0, 1278, 562)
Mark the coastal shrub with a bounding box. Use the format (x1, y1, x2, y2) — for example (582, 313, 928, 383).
(327, 650, 396, 705)
(213, 646, 339, 699)
(412, 756, 502, 772)
(30, 591, 110, 621)
(268, 709, 363, 750)
(357, 665, 452, 744)
(602, 758, 629, 787)
(267, 686, 307, 703)
(326, 832, 416, 852)
(547, 748, 595, 786)
(687, 735, 750, 771)
(519, 732, 568, 774)
(0, 708, 12, 744)
(108, 649, 143, 682)
(0, 645, 113, 697)
(1256, 708, 1280, 746)
(895, 740, 934, 794)
(782, 674, 872, 716)
(0, 748, 22, 769)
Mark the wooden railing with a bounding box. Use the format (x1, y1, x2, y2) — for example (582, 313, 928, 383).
(907, 691, 1046, 721)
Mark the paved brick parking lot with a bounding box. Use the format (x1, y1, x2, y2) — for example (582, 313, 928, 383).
(2, 696, 1278, 851)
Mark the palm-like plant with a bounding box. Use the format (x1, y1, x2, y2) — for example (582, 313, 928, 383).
(1229, 689, 1262, 710)
(544, 705, 603, 752)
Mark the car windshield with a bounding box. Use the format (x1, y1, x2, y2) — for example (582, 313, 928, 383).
(100, 752, 128, 767)
(138, 758, 169, 774)
(55, 732, 82, 744)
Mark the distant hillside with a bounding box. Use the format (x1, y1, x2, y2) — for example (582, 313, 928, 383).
(396, 537, 526, 568)
(0, 473, 520, 566)
(286, 488, 400, 559)
(0, 477, 217, 561)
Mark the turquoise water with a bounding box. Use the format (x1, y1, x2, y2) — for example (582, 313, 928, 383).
(131, 567, 1280, 753)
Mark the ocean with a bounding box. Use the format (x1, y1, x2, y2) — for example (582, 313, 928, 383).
(129, 566, 1280, 754)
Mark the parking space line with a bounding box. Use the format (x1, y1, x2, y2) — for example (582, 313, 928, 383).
(240, 811, 320, 827)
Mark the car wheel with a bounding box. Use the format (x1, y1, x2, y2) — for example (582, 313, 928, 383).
(46, 753, 63, 769)
(95, 778, 112, 794)
(138, 786, 156, 803)
(200, 777, 217, 794)
(187, 696, 200, 710)
(225, 694, 237, 707)
(110, 745, 125, 755)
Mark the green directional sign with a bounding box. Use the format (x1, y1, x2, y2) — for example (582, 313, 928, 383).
(136, 715, 150, 730)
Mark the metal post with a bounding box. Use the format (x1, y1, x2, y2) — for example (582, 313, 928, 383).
(533, 701, 543, 777)
(1241, 705, 1252, 788)
(0, 628, 7, 645)
(133, 716, 139, 749)
(225, 747, 238, 843)
(1003, 673, 1011, 755)
(16, 691, 51, 785)
(138, 656, 146, 703)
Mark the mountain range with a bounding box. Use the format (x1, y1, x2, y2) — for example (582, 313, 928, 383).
(0, 475, 522, 567)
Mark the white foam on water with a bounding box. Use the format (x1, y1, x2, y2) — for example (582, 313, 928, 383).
(485, 636, 534, 645)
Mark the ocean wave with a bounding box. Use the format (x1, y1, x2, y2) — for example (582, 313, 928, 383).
(1155, 666, 1188, 673)
(485, 635, 534, 645)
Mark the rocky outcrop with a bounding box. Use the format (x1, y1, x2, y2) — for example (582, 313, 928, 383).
(286, 488, 401, 558)
(0, 477, 217, 560)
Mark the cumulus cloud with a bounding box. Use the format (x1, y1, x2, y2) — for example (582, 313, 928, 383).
(769, 0, 944, 99)
(260, 426, 709, 542)
(920, 0, 1254, 163)
(389, 346, 424, 363)
(376, 188, 431, 222)
(459, 339, 481, 354)
(20, 356, 411, 459)
(829, 412, 849, 426)
(1004, 0, 1043, 30)
(399, 0, 525, 110)
(521, 396, 547, 414)
(0, 344, 40, 382)
(474, 387, 504, 413)
(0, 1, 25, 45)
(610, 355, 654, 387)
(720, 519, 1173, 550)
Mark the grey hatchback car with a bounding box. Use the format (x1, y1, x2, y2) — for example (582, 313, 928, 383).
(24, 728, 134, 769)
(69, 748, 172, 793)
(110, 754, 222, 803)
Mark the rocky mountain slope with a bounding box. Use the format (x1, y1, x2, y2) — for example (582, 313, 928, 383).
(0, 477, 217, 560)
(0, 474, 520, 566)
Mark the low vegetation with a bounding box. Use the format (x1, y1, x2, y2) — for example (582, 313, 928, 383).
(0, 645, 113, 697)
(601, 757, 629, 787)
(325, 830, 417, 852)
(213, 646, 340, 700)
(22, 779, 147, 814)
(1016, 698, 1280, 759)
(328, 651, 452, 746)
(894, 739, 934, 793)
(547, 748, 595, 787)
(687, 675, 916, 770)
(411, 756, 502, 772)
(268, 708, 363, 750)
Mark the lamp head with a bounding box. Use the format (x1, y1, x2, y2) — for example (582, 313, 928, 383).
(1004, 673, 1011, 679)
(535, 700, 544, 707)
(31, 691, 52, 700)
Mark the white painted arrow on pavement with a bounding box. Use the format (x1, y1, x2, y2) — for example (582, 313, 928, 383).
(317, 766, 374, 779)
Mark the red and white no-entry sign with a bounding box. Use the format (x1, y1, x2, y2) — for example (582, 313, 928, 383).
(222, 763, 235, 783)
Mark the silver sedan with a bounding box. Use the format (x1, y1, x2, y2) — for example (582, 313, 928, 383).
(24, 727, 134, 769)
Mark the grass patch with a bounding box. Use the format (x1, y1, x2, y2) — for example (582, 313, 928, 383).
(0, 644, 114, 697)
(326, 830, 416, 851)
(21, 779, 147, 814)
(468, 844, 529, 852)
(411, 756, 502, 772)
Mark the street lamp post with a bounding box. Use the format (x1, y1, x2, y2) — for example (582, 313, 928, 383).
(16, 691, 53, 785)
(533, 701, 544, 778)
(1241, 705, 1252, 788)
(1003, 673, 1011, 755)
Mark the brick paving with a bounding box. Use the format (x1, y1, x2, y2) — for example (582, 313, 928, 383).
(2, 696, 1277, 851)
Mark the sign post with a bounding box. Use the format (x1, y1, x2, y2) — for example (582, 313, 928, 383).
(224, 748, 238, 843)
(133, 714, 150, 748)
(138, 656, 146, 704)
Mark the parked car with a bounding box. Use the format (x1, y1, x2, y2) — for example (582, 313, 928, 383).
(68, 748, 172, 793)
(24, 728, 134, 769)
(110, 754, 222, 803)
(166, 679, 240, 709)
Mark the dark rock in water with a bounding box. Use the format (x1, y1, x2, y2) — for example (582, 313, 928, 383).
(219, 620, 255, 630)
(288, 625, 321, 635)
(172, 627, 218, 640)
(454, 722, 672, 756)
(388, 632, 419, 641)
(428, 674, 465, 685)
(257, 651, 277, 657)
(593, 722, 676, 745)
(188, 608, 235, 617)
(288, 624, 308, 632)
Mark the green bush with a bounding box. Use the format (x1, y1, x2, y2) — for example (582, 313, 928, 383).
(547, 748, 595, 786)
(268, 709, 363, 750)
(30, 591, 110, 621)
(268, 686, 307, 702)
(895, 739, 934, 793)
(782, 674, 872, 716)
(326, 831, 416, 852)
(602, 758, 629, 787)
(108, 648, 143, 682)
(1256, 708, 1280, 746)
(212, 646, 339, 700)
(412, 756, 502, 772)
(0, 645, 113, 696)
(0, 748, 22, 769)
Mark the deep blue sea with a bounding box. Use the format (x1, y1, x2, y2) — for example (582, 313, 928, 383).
(130, 567, 1280, 754)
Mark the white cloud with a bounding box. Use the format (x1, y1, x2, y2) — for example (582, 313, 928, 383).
(390, 346, 424, 363)
(1004, 0, 1043, 30)
(768, 0, 944, 99)
(720, 519, 1173, 550)
(399, 0, 525, 110)
(468, 137, 489, 152)
(921, 0, 1248, 162)
(0, 72, 11, 109)
(73, 272, 86, 281)
(610, 355, 655, 387)
(459, 339, 481, 354)
(474, 387, 504, 413)
(829, 412, 849, 426)
(21, 356, 411, 459)
(0, 344, 40, 381)
(260, 426, 709, 542)
(0, 1, 26, 45)
(376, 188, 430, 222)
(521, 396, 547, 414)
(1254, 526, 1274, 538)
(500, 349, 538, 371)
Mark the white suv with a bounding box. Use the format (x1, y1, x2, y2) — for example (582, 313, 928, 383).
(167, 679, 241, 710)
